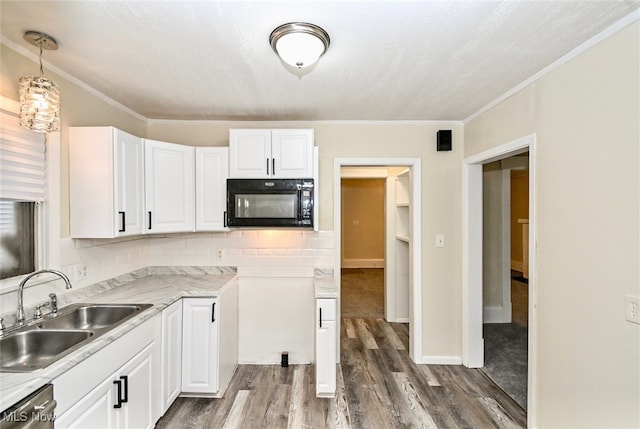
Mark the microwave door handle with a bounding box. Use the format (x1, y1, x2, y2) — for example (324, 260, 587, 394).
(297, 189, 303, 221)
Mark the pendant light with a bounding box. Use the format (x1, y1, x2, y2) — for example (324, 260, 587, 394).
(19, 31, 61, 133)
(269, 22, 330, 69)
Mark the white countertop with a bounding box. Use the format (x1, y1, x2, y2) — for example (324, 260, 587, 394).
(313, 268, 339, 298)
(0, 268, 236, 412)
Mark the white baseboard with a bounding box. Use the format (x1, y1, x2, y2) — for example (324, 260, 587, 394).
(420, 355, 463, 365)
(342, 258, 384, 268)
(484, 306, 506, 323)
(390, 317, 410, 323)
(511, 260, 524, 272)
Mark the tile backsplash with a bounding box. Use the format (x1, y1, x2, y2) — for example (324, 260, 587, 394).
(0, 230, 334, 316)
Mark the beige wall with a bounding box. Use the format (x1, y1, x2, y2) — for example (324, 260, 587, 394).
(466, 21, 640, 428)
(341, 178, 385, 262)
(482, 162, 504, 309)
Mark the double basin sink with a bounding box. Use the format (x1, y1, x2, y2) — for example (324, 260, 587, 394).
(0, 303, 152, 372)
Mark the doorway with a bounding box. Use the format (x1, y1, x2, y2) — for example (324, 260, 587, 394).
(340, 177, 386, 319)
(462, 134, 536, 422)
(334, 158, 422, 362)
(481, 154, 529, 410)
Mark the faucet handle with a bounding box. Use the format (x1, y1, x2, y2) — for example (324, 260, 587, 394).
(49, 293, 58, 314)
(34, 302, 50, 319)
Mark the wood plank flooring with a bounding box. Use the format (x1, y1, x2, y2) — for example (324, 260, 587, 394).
(155, 318, 526, 429)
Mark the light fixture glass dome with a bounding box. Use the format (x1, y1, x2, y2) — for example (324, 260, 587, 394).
(270, 22, 330, 69)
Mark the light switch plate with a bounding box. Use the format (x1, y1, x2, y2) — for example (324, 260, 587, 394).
(435, 234, 445, 248)
(625, 295, 640, 324)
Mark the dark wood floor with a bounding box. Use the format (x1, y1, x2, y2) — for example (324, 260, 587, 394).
(156, 318, 526, 428)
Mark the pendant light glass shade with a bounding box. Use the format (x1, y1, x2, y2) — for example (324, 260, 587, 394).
(270, 23, 330, 69)
(19, 31, 60, 133)
(19, 76, 60, 133)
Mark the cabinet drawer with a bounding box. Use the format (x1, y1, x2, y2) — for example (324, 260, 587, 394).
(317, 299, 336, 322)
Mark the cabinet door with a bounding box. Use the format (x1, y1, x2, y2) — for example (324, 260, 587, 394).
(55, 370, 116, 429)
(160, 300, 183, 414)
(271, 129, 314, 178)
(114, 129, 145, 236)
(228, 129, 271, 178)
(182, 298, 219, 393)
(315, 299, 337, 397)
(195, 147, 229, 231)
(144, 139, 195, 233)
(120, 345, 154, 429)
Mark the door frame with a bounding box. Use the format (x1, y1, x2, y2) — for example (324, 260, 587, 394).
(462, 134, 537, 419)
(334, 157, 422, 363)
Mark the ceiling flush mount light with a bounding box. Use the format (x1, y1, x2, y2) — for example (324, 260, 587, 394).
(19, 31, 60, 133)
(269, 22, 330, 69)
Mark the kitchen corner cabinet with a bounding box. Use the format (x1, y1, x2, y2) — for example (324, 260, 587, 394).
(182, 278, 238, 397)
(70, 127, 145, 238)
(144, 139, 195, 233)
(229, 129, 313, 178)
(159, 300, 183, 414)
(315, 298, 337, 397)
(195, 147, 229, 231)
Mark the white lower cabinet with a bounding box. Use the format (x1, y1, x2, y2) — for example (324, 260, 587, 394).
(56, 338, 155, 429)
(159, 300, 183, 414)
(315, 298, 337, 397)
(181, 297, 219, 393)
(181, 278, 238, 397)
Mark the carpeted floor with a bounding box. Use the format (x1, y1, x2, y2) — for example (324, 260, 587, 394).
(340, 268, 384, 318)
(482, 273, 529, 410)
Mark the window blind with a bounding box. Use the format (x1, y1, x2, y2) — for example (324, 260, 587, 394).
(0, 108, 46, 202)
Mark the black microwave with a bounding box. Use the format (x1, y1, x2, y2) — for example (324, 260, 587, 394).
(226, 179, 314, 228)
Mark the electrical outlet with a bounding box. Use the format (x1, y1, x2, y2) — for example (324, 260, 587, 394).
(76, 263, 88, 281)
(625, 295, 640, 324)
(216, 249, 225, 261)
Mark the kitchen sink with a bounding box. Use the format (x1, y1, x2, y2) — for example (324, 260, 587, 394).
(0, 329, 94, 372)
(0, 303, 152, 372)
(38, 304, 152, 330)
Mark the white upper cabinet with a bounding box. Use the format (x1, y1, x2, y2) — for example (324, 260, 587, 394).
(195, 147, 229, 231)
(144, 139, 195, 233)
(229, 129, 313, 178)
(70, 127, 145, 238)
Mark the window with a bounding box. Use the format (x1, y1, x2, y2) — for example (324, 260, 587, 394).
(0, 200, 35, 278)
(0, 103, 46, 280)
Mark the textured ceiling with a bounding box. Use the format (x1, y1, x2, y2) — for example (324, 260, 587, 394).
(1, 1, 638, 121)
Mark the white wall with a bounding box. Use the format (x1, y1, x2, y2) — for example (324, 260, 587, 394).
(465, 20, 640, 428)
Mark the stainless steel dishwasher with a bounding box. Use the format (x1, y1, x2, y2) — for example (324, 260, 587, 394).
(0, 384, 56, 428)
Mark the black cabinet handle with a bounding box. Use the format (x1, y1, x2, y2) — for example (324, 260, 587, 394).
(120, 375, 128, 403)
(266, 158, 269, 175)
(118, 211, 126, 232)
(223, 211, 227, 227)
(319, 307, 323, 328)
(113, 379, 123, 408)
(272, 158, 275, 175)
(148, 211, 152, 230)
(212, 302, 216, 323)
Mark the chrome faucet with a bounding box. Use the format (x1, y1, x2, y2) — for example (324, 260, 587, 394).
(16, 269, 72, 325)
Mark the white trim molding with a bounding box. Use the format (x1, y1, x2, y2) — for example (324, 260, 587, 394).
(462, 133, 537, 427)
(422, 355, 463, 365)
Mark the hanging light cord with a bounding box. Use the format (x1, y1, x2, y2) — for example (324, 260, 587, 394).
(38, 41, 44, 77)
